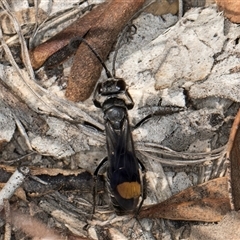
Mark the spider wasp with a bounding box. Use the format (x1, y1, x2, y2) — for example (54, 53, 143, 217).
(72, 37, 147, 215)
(92, 67, 146, 215)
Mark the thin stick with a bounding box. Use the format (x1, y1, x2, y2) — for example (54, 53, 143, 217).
(0, 167, 29, 212)
(4, 199, 11, 240)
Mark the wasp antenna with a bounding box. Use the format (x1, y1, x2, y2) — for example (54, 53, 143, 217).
(112, 22, 132, 78)
(112, 0, 156, 77)
(70, 36, 113, 78)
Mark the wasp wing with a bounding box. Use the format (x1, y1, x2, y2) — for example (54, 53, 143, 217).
(105, 113, 141, 211)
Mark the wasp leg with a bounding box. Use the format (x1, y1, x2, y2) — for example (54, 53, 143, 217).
(92, 157, 108, 216)
(135, 159, 147, 217)
(140, 169, 147, 209)
(135, 106, 185, 128)
(137, 158, 146, 172)
(94, 156, 108, 176)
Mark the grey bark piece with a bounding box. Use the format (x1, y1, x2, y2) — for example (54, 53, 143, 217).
(115, 6, 240, 110)
(133, 108, 225, 152)
(0, 105, 15, 147)
(154, 6, 224, 88)
(30, 117, 101, 158)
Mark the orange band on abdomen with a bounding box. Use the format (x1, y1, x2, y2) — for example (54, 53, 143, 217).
(116, 182, 141, 199)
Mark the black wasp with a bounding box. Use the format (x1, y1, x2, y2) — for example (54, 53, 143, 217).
(69, 34, 147, 215)
(93, 71, 146, 215)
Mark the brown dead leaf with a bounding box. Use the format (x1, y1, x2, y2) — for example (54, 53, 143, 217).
(215, 0, 240, 23)
(30, 0, 147, 102)
(145, 0, 178, 16)
(139, 177, 231, 222)
(229, 109, 240, 210)
(29, 2, 107, 69)
(65, 0, 146, 101)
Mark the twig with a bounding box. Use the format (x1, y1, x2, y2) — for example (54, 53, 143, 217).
(0, 165, 105, 196)
(4, 199, 11, 240)
(0, 167, 29, 212)
(14, 117, 33, 151)
(178, 0, 183, 18)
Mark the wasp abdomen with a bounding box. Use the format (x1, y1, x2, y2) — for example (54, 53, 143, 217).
(117, 181, 141, 199)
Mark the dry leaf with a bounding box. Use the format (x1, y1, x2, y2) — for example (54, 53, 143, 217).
(30, 0, 147, 101)
(29, 3, 107, 69)
(215, 0, 240, 23)
(145, 0, 178, 15)
(139, 177, 231, 222)
(65, 0, 146, 101)
(229, 109, 240, 210)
